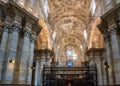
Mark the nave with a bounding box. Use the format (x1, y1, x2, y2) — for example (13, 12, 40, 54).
(0, 0, 120, 86)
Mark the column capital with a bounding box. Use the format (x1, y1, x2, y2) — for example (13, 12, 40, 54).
(2, 16, 13, 32)
(30, 35, 36, 43)
(11, 22, 21, 32)
(23, 28, 31, 38)
(108, 25, 117, 35)
(103, 33, 110, 42)
(2, 23, 10, 32)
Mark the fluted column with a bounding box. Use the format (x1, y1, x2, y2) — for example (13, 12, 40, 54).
(27, 35, 36, 84)
(109, 26, 120, 84)
(18, 23, 31, 84)
(103, 34, 115, 85)
(3, 14, 21, 84)
(0, 16, 12, 82)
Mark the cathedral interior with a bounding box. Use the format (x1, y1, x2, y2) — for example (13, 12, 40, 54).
(0, 0, 120, 86)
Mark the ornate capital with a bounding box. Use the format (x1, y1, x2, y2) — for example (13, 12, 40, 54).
(2, 23, 10, 32)
(108, 25, 117, 35)
(103, 33, 110, 42)
(30, 35, 36, 43)
(11, 22, 21, 33)
(2, 16, 13, 32)
(23, 28, 31, 38)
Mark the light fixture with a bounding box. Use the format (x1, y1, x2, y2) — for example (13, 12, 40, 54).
(50, 58, 52, 64)
(30, 65, 35, 69)
(104, 61, 109, 68)
(9, 58, 15, 63)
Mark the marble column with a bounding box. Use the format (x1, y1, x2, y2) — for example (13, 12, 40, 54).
(18, 24, 31, 84)
(0, 16, 12, 82)
(3, 14, 21, 84)
(27, 35, 36, 84)
(109, 26, 120, 84)
(103, 34, 115, 85)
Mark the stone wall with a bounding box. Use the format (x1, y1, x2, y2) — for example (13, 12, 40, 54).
(0, 1, 41, 85)
(98, 3, 120, 85)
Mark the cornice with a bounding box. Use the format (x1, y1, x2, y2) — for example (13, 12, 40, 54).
(0, 0, 42, 35)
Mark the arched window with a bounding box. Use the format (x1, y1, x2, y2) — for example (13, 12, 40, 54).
(66, 45, 77, 60)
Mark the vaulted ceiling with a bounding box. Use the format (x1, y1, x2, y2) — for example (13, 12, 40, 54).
(46, 0, 92, 62)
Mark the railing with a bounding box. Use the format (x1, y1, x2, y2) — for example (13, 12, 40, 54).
(43, 64, 98, 86)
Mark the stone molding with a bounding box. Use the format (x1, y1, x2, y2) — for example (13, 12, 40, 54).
(98, 3, 120, 35)
(86, 48, 105, 59)
(34, 49, 54, 59)
(0, 0, 42, 36)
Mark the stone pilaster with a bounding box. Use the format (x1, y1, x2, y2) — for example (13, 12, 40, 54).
(0, 16, 12, 83)
(34, 58, 41, 85)
(87, 48, 105, 85)
(27, 35, 36, 84)
(3, 14, 21, 84)
(39, 51, 46, 86)
(18, 22, 31, 84)
(103, 33, 115, 85)
(95, 57, 104, 85)
(108, 26, 120, 84)
(34, 49, 46, 86)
